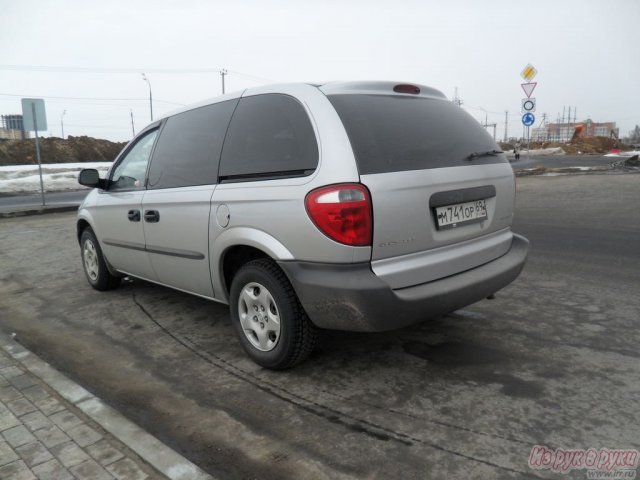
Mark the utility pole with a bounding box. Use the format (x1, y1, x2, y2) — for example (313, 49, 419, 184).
(478, 107, 496, 141)
(60, 109, 66, 139)
(504, 110, 508, 142)
(130, 109, 135, 137)
(220, 69, 228, 94)
(452, 87, 463, 107)
(534, 113, 547, 141)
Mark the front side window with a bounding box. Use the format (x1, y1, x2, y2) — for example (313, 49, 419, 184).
(219, 94, 318, 181)
(110, 129, 158, 191)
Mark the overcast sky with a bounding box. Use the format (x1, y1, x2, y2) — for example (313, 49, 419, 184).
(1, 0, 638, 143)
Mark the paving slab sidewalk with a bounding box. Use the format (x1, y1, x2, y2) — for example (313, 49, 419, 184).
(0, 332, 213, 480)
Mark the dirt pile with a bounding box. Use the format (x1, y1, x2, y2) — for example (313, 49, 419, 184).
(0, 136, 127, 166)
(501, 137, 633, 155)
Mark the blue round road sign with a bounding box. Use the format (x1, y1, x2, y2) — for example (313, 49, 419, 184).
(522, 112, 535, 126)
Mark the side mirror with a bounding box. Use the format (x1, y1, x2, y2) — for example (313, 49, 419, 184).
(78, 169, 106, 189)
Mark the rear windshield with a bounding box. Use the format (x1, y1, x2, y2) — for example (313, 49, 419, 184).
(328, 94, 507, 174)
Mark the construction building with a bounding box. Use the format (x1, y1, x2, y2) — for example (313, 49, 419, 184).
(533, 119, 618, 143)
(0, 114, 28, 140)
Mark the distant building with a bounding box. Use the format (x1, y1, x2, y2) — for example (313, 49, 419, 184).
(533, 119, 619, 143)
(0, 114, 28, 140)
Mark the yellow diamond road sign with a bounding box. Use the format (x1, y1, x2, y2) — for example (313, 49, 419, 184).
(521, 64, 537, 82)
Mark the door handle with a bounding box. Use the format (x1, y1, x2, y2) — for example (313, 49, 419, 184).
(127, 209, 140, 222)
(144, 210, 160, 223)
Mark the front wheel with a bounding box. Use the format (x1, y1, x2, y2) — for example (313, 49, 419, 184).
(229, 258, 317, 369)
(80, 228, 121, 291)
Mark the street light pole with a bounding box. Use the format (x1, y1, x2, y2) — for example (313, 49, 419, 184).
(220, 69, 227, 94)
(141, 73, 153, 121)
(61, 109, 66, 139)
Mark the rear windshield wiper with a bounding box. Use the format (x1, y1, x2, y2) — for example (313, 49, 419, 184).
(466, 149, 504, 161)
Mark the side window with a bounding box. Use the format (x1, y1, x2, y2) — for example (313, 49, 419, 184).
(147, 100, 237, 189)
(110, 129, 158, 191)
(219, 94, 318, 180)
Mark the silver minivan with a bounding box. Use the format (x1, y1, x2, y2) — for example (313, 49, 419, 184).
(77, 81, 528, 369)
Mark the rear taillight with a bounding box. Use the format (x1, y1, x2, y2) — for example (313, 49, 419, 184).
(305, 183, 372, 246)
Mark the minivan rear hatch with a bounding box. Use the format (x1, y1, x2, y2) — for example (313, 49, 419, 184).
(324, 85, 516, 288)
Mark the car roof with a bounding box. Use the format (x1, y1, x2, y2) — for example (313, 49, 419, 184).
(318, 81, 447, 100)
(158, 81, 448, 122)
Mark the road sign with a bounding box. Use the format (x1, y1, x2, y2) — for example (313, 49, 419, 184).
(21, 98, 47, 131)
(521, 82, 537, 98)
(20, 98, 47, 207)
(522, 112, 535, 126)
(520, 64, 537, 82)
(522, 98, 536, 113)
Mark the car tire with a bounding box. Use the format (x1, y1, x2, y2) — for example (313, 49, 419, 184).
(230, 258, 317, 370)
(80, 228, 121, 291)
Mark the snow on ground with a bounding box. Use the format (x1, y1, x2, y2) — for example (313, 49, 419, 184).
(0, 162, 112, 194)
(505, 147, 565, 157)
(604, 150, 640, 157)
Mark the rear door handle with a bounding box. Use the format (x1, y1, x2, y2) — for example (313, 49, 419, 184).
(127, 209, 140, 222)
(144, 210, 160, 223)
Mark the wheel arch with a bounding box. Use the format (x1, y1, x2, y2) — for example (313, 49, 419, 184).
(211, 227, 295, 303)
(77, 213, 120, 278)
(77, 218, 92, 245)
(221, 245, 269, 302)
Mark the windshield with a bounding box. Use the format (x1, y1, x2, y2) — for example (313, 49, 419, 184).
(328, 94, 507, 174)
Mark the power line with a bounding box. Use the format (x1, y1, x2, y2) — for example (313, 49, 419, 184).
(0, 93, 185, 105)
(0, 65, 222, 74)
(0, 65, 276, 84)
(63, 125, 133, 131)
(227, 69, 276, 84)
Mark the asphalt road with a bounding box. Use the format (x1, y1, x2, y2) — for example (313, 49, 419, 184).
(0, 190, 89, 212)
(510, 154, 613, 170)
(0, 173, 638, 479)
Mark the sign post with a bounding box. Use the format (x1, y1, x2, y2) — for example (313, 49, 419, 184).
(21, 98, 47, 206)
(520, 64, 538, 159)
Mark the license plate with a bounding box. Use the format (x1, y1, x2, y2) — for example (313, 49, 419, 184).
(435, 199, 487, 230)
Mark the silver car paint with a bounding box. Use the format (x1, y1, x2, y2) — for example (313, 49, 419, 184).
(208, 83, 372, 302)
(79, 81, 519, 311)
(361, 163, 516, 288)
(142, 185, 217, 298)
(89, 190, 158, 282)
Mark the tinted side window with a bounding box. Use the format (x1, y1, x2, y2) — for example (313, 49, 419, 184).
(110, 129, 158, 191)
(219, 94, 318, 180)
(147, 100, 237, 189)
(328, 94, 507, 174)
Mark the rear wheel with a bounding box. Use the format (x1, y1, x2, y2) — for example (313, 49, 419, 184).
(230, 258, 317, 369)
(80, 228, 121, 291)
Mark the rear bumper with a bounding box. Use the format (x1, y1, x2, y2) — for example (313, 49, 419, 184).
(278, 234, 529, 332)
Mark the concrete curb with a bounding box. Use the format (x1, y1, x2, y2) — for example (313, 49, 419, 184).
(0, 332, 214, 480)
(0, 205, 79, 218)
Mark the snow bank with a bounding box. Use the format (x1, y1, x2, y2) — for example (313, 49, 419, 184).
(0, 162, 112, 194)
(604, 150, 640, 158)
(528, 147, 566, 156)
